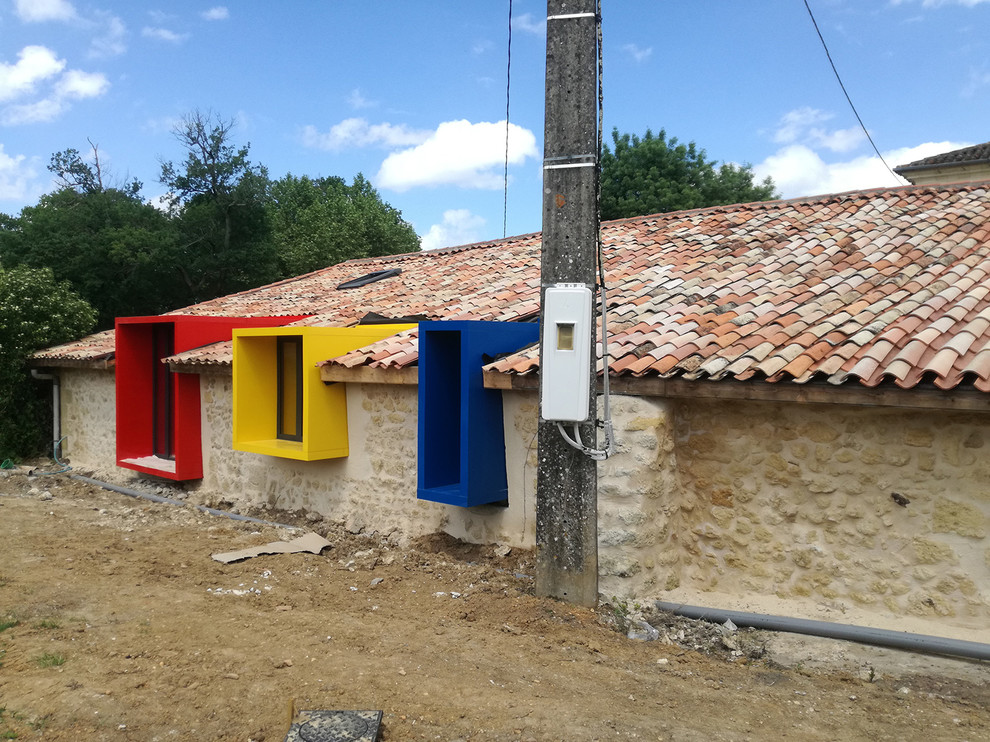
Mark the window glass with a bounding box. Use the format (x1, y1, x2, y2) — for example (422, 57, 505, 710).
(152, 323, 175, 459)
(277, 337, 303, 441)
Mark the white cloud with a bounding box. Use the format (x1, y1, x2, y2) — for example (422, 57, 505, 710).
(0, 144, 37, 201)
(512, 13, 545, 35)
(142, 27, 187, 43)
(888, 141, 974, 167)
(623, 43, 653, 63)
(769, 107, 865, 153)
(2, 97, 65, 125)
(56, 69, 109, 99)
(0, 46, 66, 103)
(347, 89, 375, 110)
(202, 7, 229, 21)
(810, 126, 865, 153)
(754, 140, 971, 199)
(302, 118, 430, 151)
(758, 106, 978, 198)
(376, 119, 538, 191)
(0, 46, 109, 125)
(90, 14, 127, 58)
(14, 0, 76, 23)
(420, 209, 487, 251)
(772, 107, 832, 145)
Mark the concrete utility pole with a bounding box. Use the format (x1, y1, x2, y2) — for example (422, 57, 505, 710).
(536, 0, 600, 607)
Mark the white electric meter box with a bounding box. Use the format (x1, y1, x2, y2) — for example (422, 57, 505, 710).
(541, 283, 593, 422)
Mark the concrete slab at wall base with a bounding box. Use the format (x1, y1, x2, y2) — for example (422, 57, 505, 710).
(57, 367, 990, 637)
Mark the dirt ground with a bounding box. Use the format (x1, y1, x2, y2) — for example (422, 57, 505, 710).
(1, 465, 988, 742)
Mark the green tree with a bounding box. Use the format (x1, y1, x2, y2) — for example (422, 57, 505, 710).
(2, 116, 422, 332)
(0, 265, 96, 459)
(268, 173, 420, 277)
(48, 139, 142, 198)
(599, 128, 778, 220)
(0, 142, 179, 329)
(0, 185, 179, 330)
(159, 111, 277, 302)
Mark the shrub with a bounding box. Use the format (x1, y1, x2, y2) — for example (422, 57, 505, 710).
(0, 265, 95, 460)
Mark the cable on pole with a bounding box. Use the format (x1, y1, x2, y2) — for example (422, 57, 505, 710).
(556, 0, 614, 461)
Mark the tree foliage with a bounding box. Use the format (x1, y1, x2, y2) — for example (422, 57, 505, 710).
(159, 111, 277, 303)
(599, 128, 779, 220)
(0, 185, 178, 330)
(0, 265, 96, 459)
(48, 139, 142, 198)
(269, 173, 420, 276)
(0, 110, 423, 333)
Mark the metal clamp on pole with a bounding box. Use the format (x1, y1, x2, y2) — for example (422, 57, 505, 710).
(543, 154, 597, 171)
(546, 12, 597, 21)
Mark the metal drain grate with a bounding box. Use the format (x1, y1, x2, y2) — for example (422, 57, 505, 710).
(283, 710, 383, 742)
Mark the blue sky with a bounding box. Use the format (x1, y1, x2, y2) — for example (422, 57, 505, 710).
(1, 0, 988, 250)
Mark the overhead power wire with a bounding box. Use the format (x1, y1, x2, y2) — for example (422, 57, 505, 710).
(503, 0, 513, 238)
(802, 0, 899, 184)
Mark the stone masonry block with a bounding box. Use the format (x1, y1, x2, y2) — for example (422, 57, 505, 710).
(903, 428, 933, 447)
(933, 497, 987, 538)
(625, 414, 666, 432)
(797, 422, 841, 443)
(912, 536, 959, 565)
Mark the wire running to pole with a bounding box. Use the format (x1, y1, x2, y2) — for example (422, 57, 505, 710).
(503, 0, 513, 238)
(802, 0, 899, 184)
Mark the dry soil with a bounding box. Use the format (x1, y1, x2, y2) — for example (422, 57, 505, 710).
(1, 466, 988, 741)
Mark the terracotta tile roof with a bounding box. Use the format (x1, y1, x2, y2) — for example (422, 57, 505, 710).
(167, 340, 235, 367)
(173, 233, 542, 324)
(320, 328, 420, 370)
(165, 315, 330, 367)
(37, 183, 990, 392)
(31, 330, 115, 367)
(164, 234, 541, 366)
(486, 183, 990, 392)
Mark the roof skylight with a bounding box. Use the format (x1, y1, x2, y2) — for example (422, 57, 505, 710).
(336, 268, 402, 290)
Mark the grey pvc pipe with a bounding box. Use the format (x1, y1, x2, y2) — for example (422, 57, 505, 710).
(656, 600, 990, 662)
(69, 474, 300, 531)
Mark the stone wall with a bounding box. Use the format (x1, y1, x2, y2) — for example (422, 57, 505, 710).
(595, 395, 680, 600)
(59, 368, 116, 473)
(54, 366, 990, 633)
(663, 398, 990, 630)
(198, 374, 535, 547)
(442, 391, 539, 548)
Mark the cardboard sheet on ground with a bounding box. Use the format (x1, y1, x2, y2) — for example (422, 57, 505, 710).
(212, 532, 331, 563)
